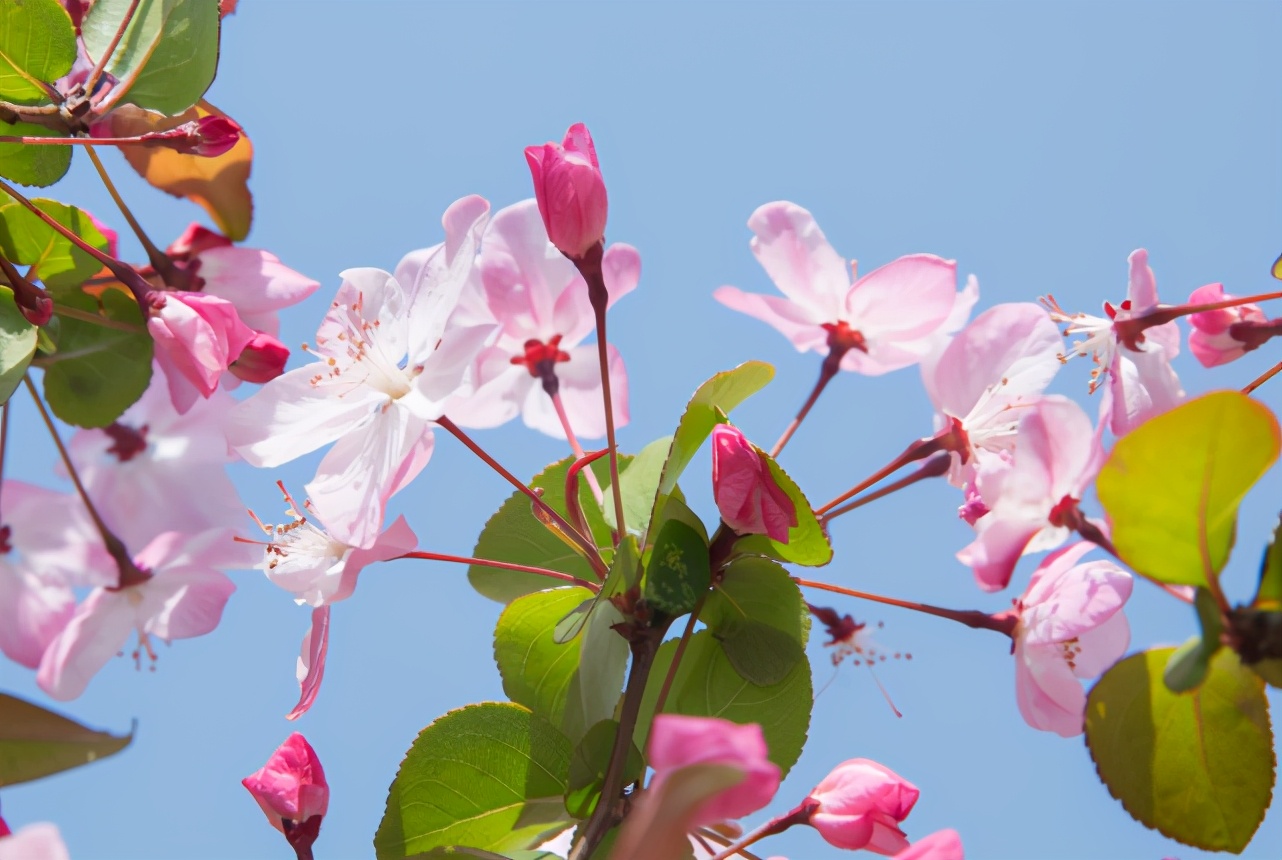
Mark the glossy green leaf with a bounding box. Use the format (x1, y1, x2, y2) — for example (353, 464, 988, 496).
(552, 535, 635, 646)
(643, 518, 710, 618)
(495, 587, 627, 745)
(0, 0, 76, 104)
(712, 619, 805, 687)
(1096, 391, 1281, 586)
(1163, 588, 1224, 693)
(469, 455, 623, 604)
(82, 0, 220, 116)
(41, 288, 152, 427)
(0, 198, 111, 289)
(0, 288, 37, 403)
(732, 444, 832, 566)
(374, 703, 574, 859)
(1086, 647, 1275, 853)
(636, 630, 811, 778)
(603, 435, 671, 538)
(0, 121, 73, 187)
(703, 557, 810, 686)
(565, 720, 643, 819)
(0, 693, 133, 786)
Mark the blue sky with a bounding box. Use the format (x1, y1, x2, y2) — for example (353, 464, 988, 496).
(3, 2, 1281, 858)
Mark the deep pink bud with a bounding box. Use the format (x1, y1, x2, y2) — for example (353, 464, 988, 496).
(230, 332, 290, 383)
(805, 759, 920, 855)
(894, 829, 965, 860)
(647, 715, 781, 827)
(167, 223, 232, 258)
(242, 733, 328, 855)
(146, 290, 255, 407)
(524, 123, 608, 259)
(1187, 282, 1268, 367)
(711, 424, 798, 542)
(190, 115, 243, 157)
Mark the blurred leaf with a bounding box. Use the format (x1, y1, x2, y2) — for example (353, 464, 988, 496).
(1163, 588, 1224, 693)
(0, 287, 37, 403)
(82, 0, 220, 115)
(0, 693, 133, 786)
(609, 761, 740, 860)
(495, 587, 627, 745)
(603, 434, 671, 539)
(0, 0, 76, 104)
(712, 619, 804, 688)
(564, 720, 643, 820)
(643, 518, 709, 618)
(635, 630, 811, 778)
(0, 198, 111, 289)
(703, 557, 810, 686)
(1273, 251, 1282, 281)
(1086, 647, 1275, 853)
(375, 703, 574, 859)
(0, 121, 73, 187)
(733, 445, 832, 566)
(1096, 391, 1280, 586)
(469, 455, 625, 604)
(110, 101, 253, 240)
(41, 287, 152, 427)
(1254, 514, 1282, 611)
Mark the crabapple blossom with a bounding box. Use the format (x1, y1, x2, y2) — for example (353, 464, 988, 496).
(1012, 542, 1132, 737)
(956, 396, 1103, 591)
(146, 289, 255, 413)
(714, 202, 977, 376)
(227, 196, 491, 548)
(36, 528, 244, 700)
(894, 829, 965, 860)
(1043, 249, 1184, 436)
(0, 482, 107, 668)
(804, 759, 920, 854)
(434, 199, 639, 439)
(711, 424, 797, 542)
(647, 715, 781, 827)
(525, 123, 609, 259)
(243, 733, 328, 857)
(1187, 282, 1270, 367)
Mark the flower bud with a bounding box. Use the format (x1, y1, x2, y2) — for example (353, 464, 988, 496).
(231, 332, 290, 383)
(146, 290, 255, 410)
(242, 733, 328, 857)
(647, 715, 781, 827)
(804, 758, 920, 854)
(711, 424, 797, 542)
(524, 123, 608, 259)
(1187, 282, 1269, 367)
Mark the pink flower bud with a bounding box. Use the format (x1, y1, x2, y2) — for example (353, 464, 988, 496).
(711, 424, 797, 542)
(524, 123, 608, 259)
(893, 828, 965, 860)
(190, 115, 243, 157)
(804, 759, 920, 855)
(647, 715, 781, 827)
(167, 223, 233, 258)
(231, 332, 290, 383)
(242, 733, 328, 855)
(147, 290, 255, 409)
(1187, 282, 1268, 367)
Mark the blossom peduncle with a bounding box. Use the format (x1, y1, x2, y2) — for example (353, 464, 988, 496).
(793, 576, 1018, 638)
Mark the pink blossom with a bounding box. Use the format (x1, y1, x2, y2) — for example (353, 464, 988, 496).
(922, 303, 1063, 486)
(0, 823, 70, 860)
(147, 289, 255, 413)
(1043, 249, 1184, 436)
(230, 332, 290, 383)
(1187, 283, 1268, 367)
(804, 758, 919, 854)
(228, 196, 491, 548)
(647, 715, 781, 827)
(894, 829, 965, 860)
(1013, 542, 1132, 736)
(715, 202, 976, 376)
(36, 529, 243, 700)
(711, 424, 797, 542)
(956, 397, 1103, 592)
(525, 123, 608, 259)
(243, 733, 328, 855)
(431, 199, 638, 439)
(0, 483, 110, 669)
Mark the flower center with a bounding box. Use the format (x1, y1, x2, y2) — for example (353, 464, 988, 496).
(0, 524, 11, 554)
(305, 290, 414, 399)
(821, 320, 868, 354)
(1040, 295, 1123, 394)
(510, 335, 571, 396)
(1046, 494, 1083, 529)
(104, 422, 149, 462)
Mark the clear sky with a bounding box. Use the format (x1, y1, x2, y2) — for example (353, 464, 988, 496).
(3, 2, 1282, 858)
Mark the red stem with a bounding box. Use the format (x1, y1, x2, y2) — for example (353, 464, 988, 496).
(396, 550, 598, 591)
(771, 357, 841, 458)
(792, 576, 1016, 636)
(816, 432, 948, 516)
(820, 452, 951, 523)
(84, 0, 142, 105)
(1244, 360, 1282, 395)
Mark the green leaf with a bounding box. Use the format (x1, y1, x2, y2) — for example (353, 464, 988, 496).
(0, 288, 37, 403)
(732, 444, 832, 567)
(603, 435, 672, 539)
(565, 720, 643, 819)
(636, 630, 811, 778)
(41, 287, 152, 427)
(468, 455, 625, 604)
(0, 198, 111, 289)
(495, 587, 628, 745)
(0, 0, 76, 104)
(1085, 647, 1275, 853)
(1163, 588, 1224, 693)
(1254, 513, 1282, 611)
(0, 693, 133, 786)
(81, 0, 220, 116)
(552, 535, 635, 646)
(375, 703, 575, 859)
(0, 121, 71, 187)
(654, 362, 774, 502)
(1096, 391, 1281, 586)
(703, 557, 811, 686)
(643, 518, 710, 618)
